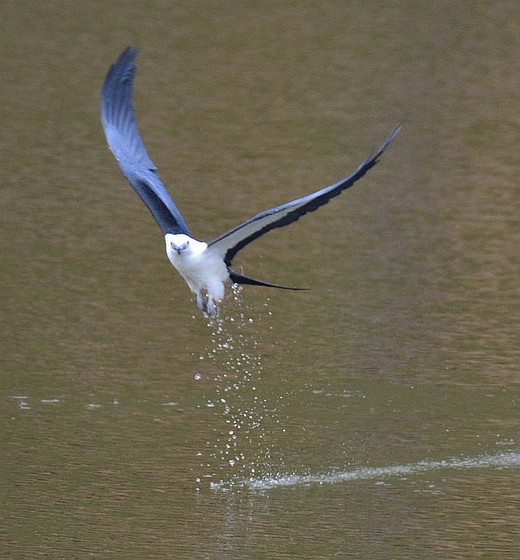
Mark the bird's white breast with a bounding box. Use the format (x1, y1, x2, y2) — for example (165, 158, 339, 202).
(164, 234, 228, 301)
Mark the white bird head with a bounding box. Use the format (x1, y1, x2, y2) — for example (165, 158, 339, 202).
(165, 233, 207, 260)
(165, 233, 192, 255)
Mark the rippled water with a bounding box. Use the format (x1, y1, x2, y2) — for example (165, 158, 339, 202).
(2, 2, 519, 559)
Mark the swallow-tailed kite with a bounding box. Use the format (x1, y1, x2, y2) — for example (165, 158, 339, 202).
(101, 48, 400, 316)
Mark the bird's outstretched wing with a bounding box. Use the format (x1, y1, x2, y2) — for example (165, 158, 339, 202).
(101, 47, 191, 236)
(207, 126, 401, 266)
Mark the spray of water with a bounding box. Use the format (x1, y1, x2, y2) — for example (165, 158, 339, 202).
(195, 286, 277, 487)
(211, 451, 520, 492)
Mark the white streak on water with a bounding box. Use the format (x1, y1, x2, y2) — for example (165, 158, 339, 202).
(211, 451, 520, 491)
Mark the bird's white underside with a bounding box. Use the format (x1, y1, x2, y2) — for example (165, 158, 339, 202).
(165, 233, 229, 315)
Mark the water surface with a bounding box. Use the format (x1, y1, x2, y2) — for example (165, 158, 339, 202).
(1, 2, 519, 559)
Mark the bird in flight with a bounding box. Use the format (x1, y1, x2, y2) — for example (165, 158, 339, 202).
(101, 48, 400, 316)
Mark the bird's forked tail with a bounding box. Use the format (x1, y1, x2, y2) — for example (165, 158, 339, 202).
(229, 270, 306, 291)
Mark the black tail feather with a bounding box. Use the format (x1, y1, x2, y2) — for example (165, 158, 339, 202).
(229, 270, 306, 291)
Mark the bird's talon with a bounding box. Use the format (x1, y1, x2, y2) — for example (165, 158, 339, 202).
(207, 298, 217, 317)
(196, 293, 206, 313)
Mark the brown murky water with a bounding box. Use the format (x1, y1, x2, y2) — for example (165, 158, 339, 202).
(1, 2, 519, 558)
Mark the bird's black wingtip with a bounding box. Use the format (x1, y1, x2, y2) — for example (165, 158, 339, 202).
(387, 124, 402, 143)
(105, 47, 139, 83)
(118, 46, 139, 62)
(379, 125, 402, 153)
(363, 125, 402, 164)
(114, 47, 139, 74)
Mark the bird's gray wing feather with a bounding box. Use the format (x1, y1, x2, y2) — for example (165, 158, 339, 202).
(101, 48, 191, 236)
(207, 126, 401, 266)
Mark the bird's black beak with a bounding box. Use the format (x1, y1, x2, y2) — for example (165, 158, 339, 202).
(172, 243, 187, 255)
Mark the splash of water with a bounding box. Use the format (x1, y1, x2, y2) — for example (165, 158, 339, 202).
(196, 286, 277, 484)
(210, 451, 520, 491)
